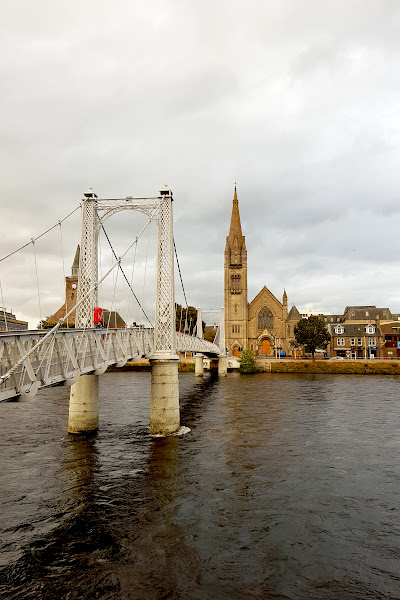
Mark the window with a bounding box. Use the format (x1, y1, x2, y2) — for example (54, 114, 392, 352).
(357, 338, 362, 346)
(234, 305, 237, 313)
(365, 324, 375, 334)
(232, 324, 241, 334)
(258, 307, 274, 330)
(230, 274, 241, 293)
(368, 338, 376, 347)
(337, 338, 345, 346)
(335, 325, 344, 334)
(350, 338, 355, 346)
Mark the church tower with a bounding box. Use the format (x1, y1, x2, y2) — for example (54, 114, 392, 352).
(224, 187, 248, 355)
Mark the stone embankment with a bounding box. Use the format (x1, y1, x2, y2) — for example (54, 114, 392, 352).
(108, 357, 400, 375)
(256, 359, 400, 375)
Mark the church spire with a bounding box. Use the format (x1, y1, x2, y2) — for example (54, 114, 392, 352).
(228, 185, 243, 239)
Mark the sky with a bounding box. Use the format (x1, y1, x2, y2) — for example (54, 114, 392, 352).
(1, 0, 400, 327)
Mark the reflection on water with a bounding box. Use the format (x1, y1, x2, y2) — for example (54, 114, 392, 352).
(1, 372, 400, 599)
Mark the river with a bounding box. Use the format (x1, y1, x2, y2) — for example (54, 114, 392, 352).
(1, 372, 400, 599)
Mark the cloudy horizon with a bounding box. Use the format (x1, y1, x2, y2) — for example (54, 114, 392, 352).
(1, 0, 400, 328)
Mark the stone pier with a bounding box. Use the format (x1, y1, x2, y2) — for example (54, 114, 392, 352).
(68, 374, 99, 434)
(195, 353, 204, 377)
(218, 355, 227, 377)
(149, 356, 180, 436)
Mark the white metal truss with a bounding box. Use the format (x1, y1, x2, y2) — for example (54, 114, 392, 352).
(0, 328, 219, 401)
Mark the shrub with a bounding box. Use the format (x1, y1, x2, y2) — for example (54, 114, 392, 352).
(240, 349, 257, 374)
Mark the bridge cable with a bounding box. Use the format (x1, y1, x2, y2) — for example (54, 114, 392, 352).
(0, 281, 8, 331)
(100, 223, 153, 327)
(58, 221, 69, 329)
(32, 239, 42, 326)
(0, 204, 81, 264)
(173, 239, 189, 333)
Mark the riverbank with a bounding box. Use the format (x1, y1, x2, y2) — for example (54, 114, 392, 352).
(107, 357, 400, 375)
(257, 359, 400, 375)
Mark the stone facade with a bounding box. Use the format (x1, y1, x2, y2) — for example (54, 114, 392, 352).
(224, 188, 299, 356)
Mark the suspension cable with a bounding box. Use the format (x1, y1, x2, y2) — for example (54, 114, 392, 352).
(173, 239, 189, 310)
(100, 223, 153, 327)
(32, 239, 42, 326)
(58, 221, 69, 328)
(0, 281, 8, 331)
(0, 204, 81, 264)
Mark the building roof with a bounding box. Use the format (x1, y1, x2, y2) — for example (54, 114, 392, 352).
(343, 306, 392, 321)
(287, 305, 301, 320)
(328, 322, 382, 337)
(103, 310, 126, 328)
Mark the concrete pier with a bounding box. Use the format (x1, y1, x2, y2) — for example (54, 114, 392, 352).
(68, 374, 99, 434)
(195, 353, 204, 377)
(218, 355, 227, 377)
(149, 356, 180, 436)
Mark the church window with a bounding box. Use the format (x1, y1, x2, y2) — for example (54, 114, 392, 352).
(232, 324, 241, 334)
(230, 274, 241, 294)
(258, 307, 274, 330)
(71, 293, 74, 299)
(234, 305, 237, 313)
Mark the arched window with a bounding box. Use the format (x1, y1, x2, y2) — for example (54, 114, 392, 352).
(258, 307, 274, 330)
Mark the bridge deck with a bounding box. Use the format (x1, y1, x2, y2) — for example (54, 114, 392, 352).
(0, 328, 220, 401)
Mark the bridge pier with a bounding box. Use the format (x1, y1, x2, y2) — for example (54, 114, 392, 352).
(195, 353, 204, 377)
(68, 374, 99, 434)
(218, 355, 227, 377)
(149, 356, 180, 436)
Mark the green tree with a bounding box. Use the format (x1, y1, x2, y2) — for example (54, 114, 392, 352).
(293, 315, 330, 359)
(175, 304, 204, 335)
(239, 349, 257, 374)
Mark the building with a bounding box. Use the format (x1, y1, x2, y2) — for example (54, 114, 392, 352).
(224, 188, 301, 356)
(323, 306, 393, 359)
(0, 308, 28, 331)
(44, 246, 125, 328)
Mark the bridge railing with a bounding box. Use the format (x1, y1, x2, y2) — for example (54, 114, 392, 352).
(0, 326, 220, 401)
(176, 333, 220, 355)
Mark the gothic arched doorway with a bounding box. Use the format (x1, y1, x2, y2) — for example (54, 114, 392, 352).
(233, 345, 240, 357)
(261, 339, 270, 355)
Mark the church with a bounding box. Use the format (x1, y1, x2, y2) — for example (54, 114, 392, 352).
(224, 187, 301, 356)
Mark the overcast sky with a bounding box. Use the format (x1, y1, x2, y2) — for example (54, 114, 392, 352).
(1, 0, 400, 327)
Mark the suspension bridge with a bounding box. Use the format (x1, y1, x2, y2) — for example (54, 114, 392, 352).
(0, 186, 226, 436)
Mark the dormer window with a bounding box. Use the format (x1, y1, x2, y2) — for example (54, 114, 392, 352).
(335, 325, 344, 334)
(365, 324, 375, 334)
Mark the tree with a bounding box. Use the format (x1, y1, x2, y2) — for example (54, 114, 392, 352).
(175, 304, 205, 335)
(239, 349, 257, 374)
(293, 315, 331, 359)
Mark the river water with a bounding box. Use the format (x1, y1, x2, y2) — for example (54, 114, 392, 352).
(1, 372, 400, 599)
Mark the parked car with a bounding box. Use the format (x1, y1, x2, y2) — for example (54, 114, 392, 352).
(330, 356, 345, 360)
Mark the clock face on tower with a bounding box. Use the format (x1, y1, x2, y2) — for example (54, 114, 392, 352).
(72, 284, 77, 290)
